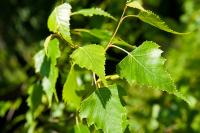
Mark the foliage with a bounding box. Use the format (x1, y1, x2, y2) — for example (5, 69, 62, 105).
(1, 0, 200, 132)
(71, 7, 116, 21)
(79, 85, 127, 133)
(117, 41, 176, 93)
(62, 64, 81, 109)
(48, 3, 72, 45)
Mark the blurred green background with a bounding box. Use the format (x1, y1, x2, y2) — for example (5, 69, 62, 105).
(0, 0, 200, 132)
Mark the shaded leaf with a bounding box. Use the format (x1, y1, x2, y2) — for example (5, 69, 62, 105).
(79, 84, 127, 133)
(71, 8, 116, 21)
(48, 3, 73, 44)
(42, 68, 58, 106)
(74, 29, 134, 49)
(27, 83, 43, 115)
(74, 29, 111, 41)
(0, 101, 11, 117)
(173, 91, 193, 106)
(62, 65, 81, 109)
(117, 41, 177, 94)
(71, 45, 107, 85)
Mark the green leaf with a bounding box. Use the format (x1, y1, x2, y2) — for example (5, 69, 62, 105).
(74, 29, 111, 41)
(74, 123, 90, 133)
(173, 91, 193, 106)
(48, 3, 73, 45)
(117, 41, 177, 94)
(74, 29, 134, 48)
(34, 49, 51, 76)
(71, 8, 116, 21)
(71, 45, 107, 85)
(79, 84, 127, 133)
(0, 101, 11, 117)
(27, 83, 43, 115)
(44, 35, 52, 55)
(47, 39, 61, 64)
(126, 1, 186, 34)
(62, 65, 81, 109)
(34, 50, 45, 73)
(138, 11, 186, 34)
(126, 1, 145, 11)
(37, 38, 61, 106)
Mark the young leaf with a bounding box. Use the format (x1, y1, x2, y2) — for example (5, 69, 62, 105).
(62, 65, 81, 109)
(117, 41, 177, 94)
(70, 45, 107, 85)
(71, 8, 116, 21)
(79, 84, 127, 133)
(48, 3, 73, 45)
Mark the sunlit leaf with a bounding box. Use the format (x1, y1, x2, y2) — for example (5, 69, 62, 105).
(44, 35, 52, 55)
(126, 1, 145, 11)
(34, 50, 45, 73)
(71, 45, 107, 85)
(48, 3, 73, 44)
(117, 41, 179, 94)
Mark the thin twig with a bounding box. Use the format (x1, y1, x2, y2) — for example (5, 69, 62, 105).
(105, 5, 127, 51)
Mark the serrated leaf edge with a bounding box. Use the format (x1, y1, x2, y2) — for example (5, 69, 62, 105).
(71, 7, 116, 21)
(118, 41, 178, 94)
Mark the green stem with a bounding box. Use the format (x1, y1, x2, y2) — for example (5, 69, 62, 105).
(105, 5, 127, 51)
(109, 44, 132, 56)
(96, 74, 120, 84)
(122, 14, 138, 21)
(93, 73, 100, 88)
